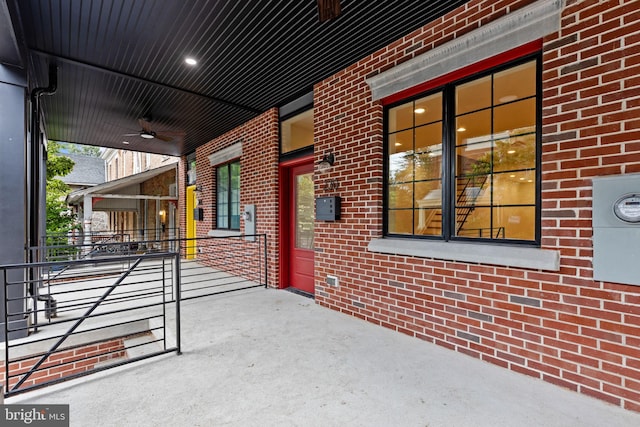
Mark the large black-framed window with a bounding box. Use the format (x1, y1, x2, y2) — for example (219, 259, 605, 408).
(216, 160, 240, 230)
(385, 55, 541, 244)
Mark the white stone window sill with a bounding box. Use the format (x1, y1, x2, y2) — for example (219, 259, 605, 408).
(207, 230, 242, 238)
(368, 238, 560, 271)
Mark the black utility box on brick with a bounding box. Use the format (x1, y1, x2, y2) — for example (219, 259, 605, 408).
(194, 208, 204, 221)
(316, 196, 341, 221)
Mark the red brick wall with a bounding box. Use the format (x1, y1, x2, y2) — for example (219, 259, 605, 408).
(312, 0, 640, 412)
(1, 338, 126, 390)
(194, 109, 280, 286)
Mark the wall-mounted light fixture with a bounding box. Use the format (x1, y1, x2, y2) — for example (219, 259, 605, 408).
(318, 152, 335, 172)
(159, 209, 166, 232)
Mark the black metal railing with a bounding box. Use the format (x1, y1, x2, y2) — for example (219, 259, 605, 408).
(456, 226, 506, 239)
(38, 233, 267, 301)
(2, 233, 267, 398)
(42, 228, 180, 262)
(178, 234, 268, 300)
(1, 252, 181, 397)
(456, 175, 488, 235)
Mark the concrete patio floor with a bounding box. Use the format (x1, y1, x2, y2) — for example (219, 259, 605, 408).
(8, 288, 640, 427)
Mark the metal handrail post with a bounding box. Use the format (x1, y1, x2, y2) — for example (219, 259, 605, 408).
(174, 252, 181, 355)
(162, 257, 167, 351)
(263, 234, 268, 288)
(4, 269, 10, 398)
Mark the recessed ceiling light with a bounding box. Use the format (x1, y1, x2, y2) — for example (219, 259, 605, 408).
(527, 179, 533, 183)
(509, 174, 516, 178)
(414, 107, 426, 114)
(507, 149, 516, 154)
(519, 177, 525, 181)
(185, 57, 197, 66)
(394, 142, 402, 147)
(457, 127, 466, 132)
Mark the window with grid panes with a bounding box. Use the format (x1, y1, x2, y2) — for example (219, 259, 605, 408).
(386, 57, 539, 243)
(216, 161, 240, 230)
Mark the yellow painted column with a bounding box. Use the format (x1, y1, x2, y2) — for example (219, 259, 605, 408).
(185, 185, 197, 259)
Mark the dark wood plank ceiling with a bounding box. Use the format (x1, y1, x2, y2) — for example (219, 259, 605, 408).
(11, 0, 469, 156)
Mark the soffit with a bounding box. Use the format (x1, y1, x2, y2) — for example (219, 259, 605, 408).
(11, 0, 469, 156)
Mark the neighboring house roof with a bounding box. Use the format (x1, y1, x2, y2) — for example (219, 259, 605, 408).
(61, 154, 105, 186)
(66, 163, 177, 204)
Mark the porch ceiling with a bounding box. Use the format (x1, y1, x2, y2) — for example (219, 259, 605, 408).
(6, 0, 469, 156)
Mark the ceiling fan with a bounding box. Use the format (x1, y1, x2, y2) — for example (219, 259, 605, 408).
(122, 117, 184, 142)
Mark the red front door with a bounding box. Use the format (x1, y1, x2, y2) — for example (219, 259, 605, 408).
(287, 163, 315, 294)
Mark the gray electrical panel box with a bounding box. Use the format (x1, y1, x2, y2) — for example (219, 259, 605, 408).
(592, 173, 640, 286)
(316, 196, 341, 221)
(244, 204, 256, 241)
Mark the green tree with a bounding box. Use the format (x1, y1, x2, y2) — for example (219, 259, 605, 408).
(46, 141, 77, 235)
(57, 141, 102, 157)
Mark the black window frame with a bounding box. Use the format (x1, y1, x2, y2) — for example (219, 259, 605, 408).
(383, 53, 542, 246)
(279, 106, 314, 161)
(216, 160, 241, 230)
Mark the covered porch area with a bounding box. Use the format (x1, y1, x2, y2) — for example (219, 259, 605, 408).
(7, 288, 640, 427)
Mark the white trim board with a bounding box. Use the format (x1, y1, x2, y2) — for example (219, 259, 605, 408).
(366, 0, 564, 101)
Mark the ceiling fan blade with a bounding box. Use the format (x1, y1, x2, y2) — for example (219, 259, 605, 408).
(157, 130, 185, 137)
(155, 133, 175, 142)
